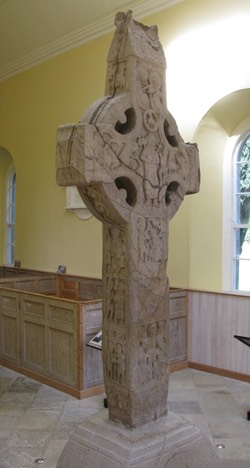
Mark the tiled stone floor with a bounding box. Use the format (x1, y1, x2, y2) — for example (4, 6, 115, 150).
(0, 365, 250, 467)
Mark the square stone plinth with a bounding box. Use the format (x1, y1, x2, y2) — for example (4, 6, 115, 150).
(57, 409, 221, 468)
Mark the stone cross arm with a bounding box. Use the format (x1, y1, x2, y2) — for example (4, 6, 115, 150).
(56, 110, 199, 224)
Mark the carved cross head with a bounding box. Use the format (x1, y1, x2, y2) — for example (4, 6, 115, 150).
(56, 10, 200, 226)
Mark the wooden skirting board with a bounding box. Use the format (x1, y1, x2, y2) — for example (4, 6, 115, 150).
(188, 361, 250, 383)
(170, 361, 188, 373)
(0, 358, 105, 399)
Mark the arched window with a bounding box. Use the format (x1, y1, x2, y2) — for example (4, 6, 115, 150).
(233, 132, 250, 291)
(5, 169, 16, 265)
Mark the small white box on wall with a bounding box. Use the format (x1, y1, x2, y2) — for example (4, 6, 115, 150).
(66, 186, 92, 220)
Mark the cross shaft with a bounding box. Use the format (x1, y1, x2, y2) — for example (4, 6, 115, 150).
(56, 11, 200, 427)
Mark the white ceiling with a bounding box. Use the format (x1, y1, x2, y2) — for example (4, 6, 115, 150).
(0, 0, 180, 81)
(1, 1, 249, 133)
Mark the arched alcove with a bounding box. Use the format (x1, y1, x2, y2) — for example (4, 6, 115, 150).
(189, 89, 250, 292)
(165, 11, 250, 142)
(203, 89, 250, 137)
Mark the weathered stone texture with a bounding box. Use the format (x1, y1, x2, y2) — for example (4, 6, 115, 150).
(56, 10, 200, 428)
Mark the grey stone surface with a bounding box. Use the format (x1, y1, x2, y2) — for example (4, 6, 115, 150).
(56, 10, 200, 429)
(57, 409, 221, 468)
(1, 366, 249, 467)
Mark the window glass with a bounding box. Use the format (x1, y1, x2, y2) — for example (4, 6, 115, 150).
(233, 134, 250, 291)
(6, 170, 16, 265)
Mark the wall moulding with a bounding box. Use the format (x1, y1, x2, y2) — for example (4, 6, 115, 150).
(0, 0, 184, 82)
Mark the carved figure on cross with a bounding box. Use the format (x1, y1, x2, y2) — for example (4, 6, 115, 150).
(56, 10, 200, 428)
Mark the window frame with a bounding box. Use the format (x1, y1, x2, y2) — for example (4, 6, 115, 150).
(5, 166, 16, 265)
(232, 132, 250, 292)
(223, 130, 250, 294)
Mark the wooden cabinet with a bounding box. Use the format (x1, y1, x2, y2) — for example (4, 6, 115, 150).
(0, 289, 21, 365)
(0, 270, 188, 397)
(0, 287, 104, 398)
(20, 294, 79, 387)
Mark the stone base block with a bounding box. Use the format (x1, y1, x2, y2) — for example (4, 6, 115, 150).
(57, 409, 221, 468)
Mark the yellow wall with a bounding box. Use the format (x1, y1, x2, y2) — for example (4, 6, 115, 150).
(0, 35, 113, 276)
(190, 117, 227, 290)
(147, 0, 250, 288)
(0, 0, 250, 286)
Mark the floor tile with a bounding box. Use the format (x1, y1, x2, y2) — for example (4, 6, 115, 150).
(8, 377, 41, 394)
(0, 365, 249, 466)
(16, 409, 61, 431)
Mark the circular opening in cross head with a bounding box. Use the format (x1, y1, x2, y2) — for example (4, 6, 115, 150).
(163, 119, 178, 147)
(165, 181, 180, 206)
(115, 177, 137, 207)
(115, 108, 136, 135)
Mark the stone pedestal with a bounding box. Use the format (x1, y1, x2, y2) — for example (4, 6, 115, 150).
(57, 409, 221, 468)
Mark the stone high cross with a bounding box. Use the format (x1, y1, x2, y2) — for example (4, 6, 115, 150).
(56, 11, 200, 428)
